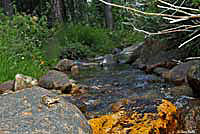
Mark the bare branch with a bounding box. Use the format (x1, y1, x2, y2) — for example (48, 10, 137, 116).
(185, 57, 200, 61)
(98, 0, 190, 19)
(179, 33, 200, 48)
(157, 5, 195, 16)
(158, 0, 200, 12)
(99, 0, 200, 48)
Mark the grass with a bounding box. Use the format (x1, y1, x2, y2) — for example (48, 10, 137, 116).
(0, 53, 47, 83)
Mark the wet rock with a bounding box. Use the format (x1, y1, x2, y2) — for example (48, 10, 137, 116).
(0, 87, 92, 134)
(112, 48, 121, 55)
(70, 83, 86, 94)
(14, 74, 38, 91)
(144, 61, 177, 73)
(110, 99, 134, 113)
(61, 95, 88, 113)
(166, 85, 193, 97)
(39, 70, 72, 93)
(162, 60, 200, 85)
(132, 63, 146, 70)
(54, 59, 75, 73)
(117, 42, 143, 64)
(100, 54, 116, 66)
(153, 67, 169, 76)
(0, 80, 14, 93)
(187, 63, 200, 98)
(71, 65, 80, 77)
(178, 99, 200, 133)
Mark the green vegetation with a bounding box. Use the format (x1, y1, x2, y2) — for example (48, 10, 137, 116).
(49, 24, 143, 59)
(2, 0, 198, 83)
(0, 9, 143, 83)
(0, 53, 46, 82)
(0, 11, 52, 82)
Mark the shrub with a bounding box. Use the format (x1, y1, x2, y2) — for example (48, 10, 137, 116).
(0, 13, 52, 58)
(55, 24, 115, 59)
(0, 10, 53, 82)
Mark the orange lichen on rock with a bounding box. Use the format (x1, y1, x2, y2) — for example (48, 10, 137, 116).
(88, 99, 178, 134)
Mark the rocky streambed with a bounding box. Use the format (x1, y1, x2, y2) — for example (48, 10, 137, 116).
(71, 64, 174, 118)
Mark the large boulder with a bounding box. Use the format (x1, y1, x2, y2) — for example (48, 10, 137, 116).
(162, 60, 200, 85)
(39, 70, 72, 93)
(0, 87, 92, 134)
(134, 40, 185, 66)
(187, 63, 200, 98)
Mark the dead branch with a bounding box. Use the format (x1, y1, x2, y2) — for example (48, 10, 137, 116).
(99, 0, 200, 48)
(99, 0, 191, 19)
(158, 0, 200, 12)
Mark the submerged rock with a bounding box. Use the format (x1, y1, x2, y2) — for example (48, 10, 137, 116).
(39, 70, 72, 93)
(187, 63, 200, 98)
(0, 87, 92, 134)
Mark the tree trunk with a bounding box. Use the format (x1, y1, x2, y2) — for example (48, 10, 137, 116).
(1, 0, 13, 16)
(50, 0, 65, 22)
(104, 0, 113, 30)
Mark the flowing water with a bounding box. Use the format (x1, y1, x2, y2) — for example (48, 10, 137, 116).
(63, 64, 175, 119)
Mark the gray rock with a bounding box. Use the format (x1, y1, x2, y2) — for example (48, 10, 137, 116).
(134, 40, 185, 65)
(39, 70, 72, 93)
(153, 67, 169, 76)
(187, 63, 200, 98)
(0, 80, 14, 93)
(162, 60, 200, 85)
(14, 74, 38, 91)
(55, 59, 75, 73)
(0, 87, 92, 134)
(166, 85, 193, 97)
(100, 54, 116, 66)
(178, 99, 200, 133)
(117, 42, 143, 64)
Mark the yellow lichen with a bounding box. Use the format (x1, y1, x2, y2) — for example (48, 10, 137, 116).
(88, 99, 178, 134)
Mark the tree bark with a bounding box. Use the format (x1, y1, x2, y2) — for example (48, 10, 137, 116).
(1, 0, 13, 16)
(104, 0, 113, 30)
(50, 0, 65, 22)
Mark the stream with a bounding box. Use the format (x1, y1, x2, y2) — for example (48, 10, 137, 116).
(62, 64, 178, 119)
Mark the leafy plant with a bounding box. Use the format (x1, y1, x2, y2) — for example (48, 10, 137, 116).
(54, 24, 116, 59)
(0, 10, 54, 82)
